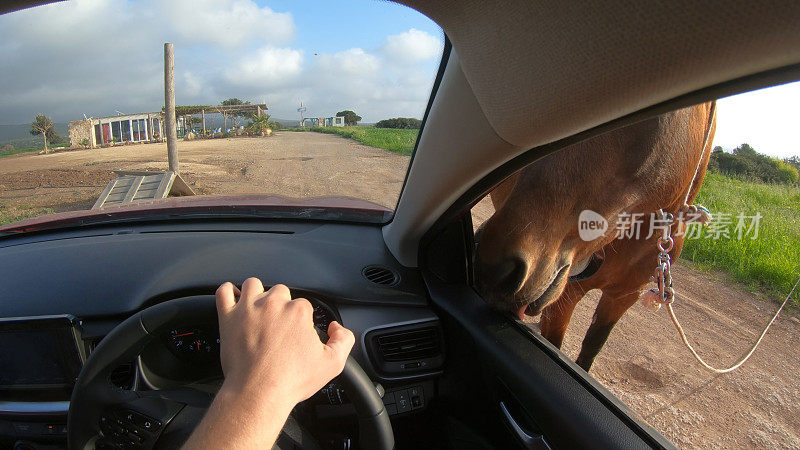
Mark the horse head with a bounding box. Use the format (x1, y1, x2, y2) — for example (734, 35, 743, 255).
(473, 105, 711, 319)
(474, 146, 630, 319)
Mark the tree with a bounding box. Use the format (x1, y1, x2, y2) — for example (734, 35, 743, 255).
(732, 142, 757, 156)
(336, 110, 362, 126)
(708, 143, 799, 184)
(707, 146, 724, 172)
(784, 156, 800, 173)
(220, 98, 251, 128)
(30, 114, 55, 153)
(775, 159, 799, 184)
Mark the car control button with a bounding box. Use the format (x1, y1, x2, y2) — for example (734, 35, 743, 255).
(409, 385, 424, 409)
(118, 409, 162, 432)
(395, 390, 411, 413)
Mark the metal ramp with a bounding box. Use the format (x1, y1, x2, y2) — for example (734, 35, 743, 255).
(92, 171, 194, 210)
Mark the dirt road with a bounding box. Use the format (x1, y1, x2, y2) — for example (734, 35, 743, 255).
(2, 133, 798, 448)
(473, 200, 800, 449)
(0, 132, 409, 214)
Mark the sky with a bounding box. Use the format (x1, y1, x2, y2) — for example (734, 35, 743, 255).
(712, 81, 800, 158)
(0, 0, 444, 124)
(0, 0, 798, 158)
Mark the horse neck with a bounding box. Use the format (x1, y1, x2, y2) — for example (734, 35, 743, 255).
(619, 102, 716, 216)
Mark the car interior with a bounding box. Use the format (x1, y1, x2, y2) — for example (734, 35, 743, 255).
(1, 0, 799, 449)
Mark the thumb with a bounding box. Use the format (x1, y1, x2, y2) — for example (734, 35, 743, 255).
(324, 321, 355, 366)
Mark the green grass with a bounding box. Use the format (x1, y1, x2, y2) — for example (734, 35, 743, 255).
(0, 207, 55, 226)
(0, 142, 70, 158)
(290, 126, 419, 155)
(682, 172, 800, 305)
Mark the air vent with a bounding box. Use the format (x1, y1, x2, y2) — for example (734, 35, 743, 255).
(365, 323, 444, 375)
(377, 327, 440, 361)
(362, 265, 399, 286)
(109, 362, 136, 390)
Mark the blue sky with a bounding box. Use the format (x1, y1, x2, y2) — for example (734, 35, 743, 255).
(261, 0, 442, 55)
(0, 0, 797, 158)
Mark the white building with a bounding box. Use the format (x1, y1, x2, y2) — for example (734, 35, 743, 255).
(69, 112, 163, 148)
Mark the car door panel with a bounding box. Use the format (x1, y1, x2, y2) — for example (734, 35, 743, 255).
(424, 276, 673, 449)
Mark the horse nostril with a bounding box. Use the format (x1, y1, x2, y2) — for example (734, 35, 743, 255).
(477, 255, 528, 297)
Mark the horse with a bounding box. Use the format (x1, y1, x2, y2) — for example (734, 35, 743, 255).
(474, 102, 716, 371)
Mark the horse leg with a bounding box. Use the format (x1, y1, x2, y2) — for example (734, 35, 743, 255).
(539, 283, 585, 349)
(575, 288, 643, 372)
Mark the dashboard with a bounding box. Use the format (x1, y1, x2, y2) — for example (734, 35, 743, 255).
(0, 220, 443, 449)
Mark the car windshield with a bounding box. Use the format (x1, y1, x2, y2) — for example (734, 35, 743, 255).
(0, 0, 443, 228)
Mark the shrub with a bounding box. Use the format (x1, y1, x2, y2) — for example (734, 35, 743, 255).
(246, 114, 282, 136)
(709, 143, 798, 184)
(375, 117, 422, 129)
(775, 159, 799, 184)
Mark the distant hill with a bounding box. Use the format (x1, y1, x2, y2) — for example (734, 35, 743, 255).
(0, 123, 69, 148)
(272, 118, 300, 128)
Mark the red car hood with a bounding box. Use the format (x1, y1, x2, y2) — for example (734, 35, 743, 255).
(0, 195, 392, 234)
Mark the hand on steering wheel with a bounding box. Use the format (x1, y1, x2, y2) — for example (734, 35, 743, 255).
(68, 283, 394, 450)
(216, 279, 354, 405)
(184, 279, 355, 449)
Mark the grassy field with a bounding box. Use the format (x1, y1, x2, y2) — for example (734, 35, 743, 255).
(1, 142, 70, 158)
(682, 172, 800, 305)
(0, 207, 54, 226)
(291, 126, 418, 155)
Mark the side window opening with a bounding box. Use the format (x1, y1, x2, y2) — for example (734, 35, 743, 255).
(470, 83, 800, 448)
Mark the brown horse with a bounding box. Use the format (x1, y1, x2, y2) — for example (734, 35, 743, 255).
(475, 102, 716, 371)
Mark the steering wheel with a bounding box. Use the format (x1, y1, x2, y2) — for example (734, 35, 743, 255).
(68, 296, 394, 449)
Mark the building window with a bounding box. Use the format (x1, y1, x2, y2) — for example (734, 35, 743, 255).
(138, 119, 147, 141)
(120, 120, 131, 142)
(151, 119, 160, 139)
(111, 121, 121, 142)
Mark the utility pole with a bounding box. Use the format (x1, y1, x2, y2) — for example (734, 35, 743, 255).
(164, 42, 179, 174)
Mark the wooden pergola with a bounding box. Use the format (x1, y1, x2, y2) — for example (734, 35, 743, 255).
(174, 104, 268, 135)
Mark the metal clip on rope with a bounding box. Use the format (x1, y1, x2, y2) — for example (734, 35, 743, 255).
(654, 210, 675, 305)
(648, 209, 799, 374)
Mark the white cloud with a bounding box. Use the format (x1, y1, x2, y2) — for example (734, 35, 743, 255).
(382, 28, 443, 63)
(316, 49, 380, 76)
(183, 72, 203, 97)
(160, 0, 295, 48)
(223, 47, 303, 89)
(0, 4, 441, 125)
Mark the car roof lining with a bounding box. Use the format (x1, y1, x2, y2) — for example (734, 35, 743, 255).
(400, 0, 800, 150)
